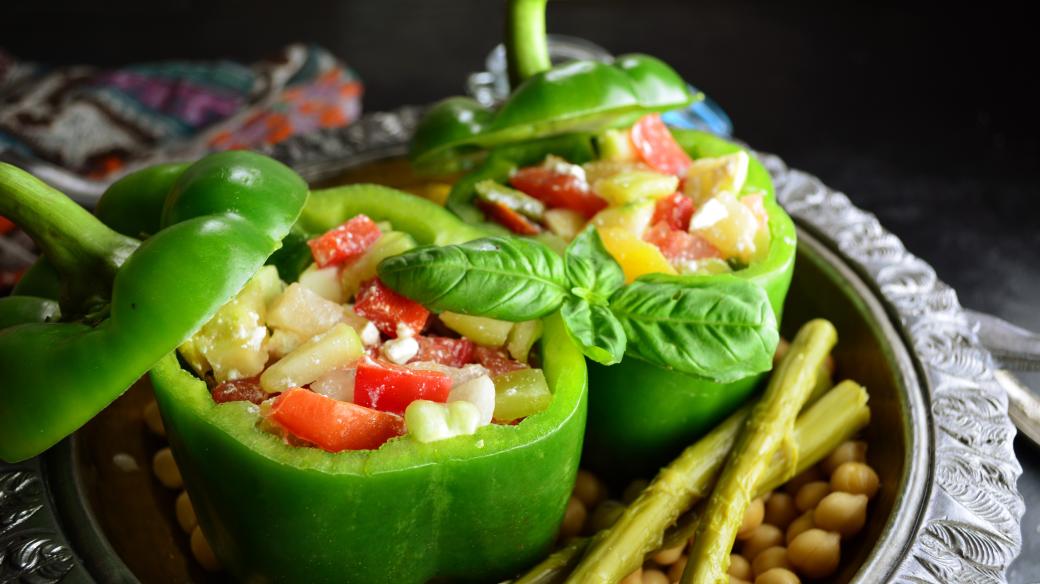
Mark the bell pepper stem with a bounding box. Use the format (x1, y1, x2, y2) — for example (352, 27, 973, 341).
(507, 0, 552, 87)
(0, 162, 137, 313)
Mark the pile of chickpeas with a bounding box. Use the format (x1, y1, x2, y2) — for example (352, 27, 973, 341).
(560, 440, 880, 584)
(143, 400, 222, 573)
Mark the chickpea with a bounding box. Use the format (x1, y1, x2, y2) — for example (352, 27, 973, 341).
(587, 499, 626, 533)
(786, 511, 815, 545)
(763, 492, 798, 529)
(642, 568, 670, 584)
(831, 462, 880, 499)
(175, 490, 197, 534)
(152, 448, 182, 489)
(725, 553, 750, 580)
(821, 441, 867, 476)
(190, 526, 220, 572)
(559, 496, 587, 539)
(755, 567, 801, 584)
(814, 492, 868, 537)
(573, 470, 606, 508)
(783, 467, 822, 495)
(736, 498, 766, 539)
(730, 578, 751, 584)
(752, 546, 791, 577)
(653, 542, 686, 566)
(620, 568, 642, 584)
(787, 529, 840, 579)
(794, 481, 830, 512)
(623, 479, 649, 504)
(740, 524, 784, 561)
(668, 556, 688, 582)
(143, 400, 165, 436)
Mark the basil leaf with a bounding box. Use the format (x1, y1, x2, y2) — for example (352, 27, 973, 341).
(560, 297, 627, 365)
(565, 227, 625, 306)
(377, 236, 568, 321)
(610, 275, 778, 381)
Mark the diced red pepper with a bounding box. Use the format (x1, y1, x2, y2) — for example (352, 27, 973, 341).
(652, 192, 695, 231)
(211, 376, 268, 404)
(269, 387, 404, 452)
(0, 216, 14, 235)
(474, 346, 528, 377)
(412, 335, 476, 368)
(629, 114, 693, 177)
(353, 356, 452, 415)
(307, 214, 382, 268)
(509, 166, 607, 219)
(354, 278, 430, 337)
(478, 200, 542, 235)
(644, 222, 721, 263)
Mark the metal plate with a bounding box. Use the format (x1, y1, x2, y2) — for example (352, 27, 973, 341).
(0, 108, 1023, 583)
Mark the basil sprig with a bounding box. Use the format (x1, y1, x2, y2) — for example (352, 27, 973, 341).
(377, 228, 778, 379)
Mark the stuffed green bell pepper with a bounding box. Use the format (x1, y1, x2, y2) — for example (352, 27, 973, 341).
(434, 118, 796, 477)
(143, 184, 588, 583)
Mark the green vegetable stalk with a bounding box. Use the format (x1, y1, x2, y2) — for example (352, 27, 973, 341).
(516, 379, 868, 584)
(681, 319, 838, 584)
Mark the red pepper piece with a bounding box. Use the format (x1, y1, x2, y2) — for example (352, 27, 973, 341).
(652, 192, 695, 231)
(354, 356, 452, 415)
(0, 216, 14, 235)
(644, 222, 721, 263)
(478, 200, 542, 235)
(269, 387, 404, 452)
(211, 376, 268, 404)
(354, 278, 430, 337)
(509, 166, 607, 219)
(630, 114, 693, 177)
(412, 335, 476, 368)
(307, 214, 381, 268)
(474, 346, 528, 377)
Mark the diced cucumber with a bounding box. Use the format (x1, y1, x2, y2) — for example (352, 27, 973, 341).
(440, 312, 514, 347)
(448, 375, 495, 426)
(689, 192, 760, 264)
(593, 170, 678, 205)
(590, 200, 656, 239)
(506, 320, 543, 363)
(474, 180, 546, 220)
(405, 400, 481, 443)
(341, 231, 417, 299)
(268, 283, 346, 339)
(543, 208, 587, 242)
(260, 323, 364, 393)
(596, 128, 636, 162)
(683, 151, 749, 204)
(298, 263, 344, 303)
(492, 368, 552, 422)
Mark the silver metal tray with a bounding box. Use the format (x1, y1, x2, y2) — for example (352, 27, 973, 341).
(0, 108, 1023, 583)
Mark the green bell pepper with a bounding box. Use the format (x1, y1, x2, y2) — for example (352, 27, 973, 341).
(148, 184, 588, 583)
(409, 0, 694, 174)
(0, 152, 307, 462)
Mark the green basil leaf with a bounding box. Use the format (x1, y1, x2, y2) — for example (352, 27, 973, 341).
(610, 275, 778, 381)
(560, 297, 627, 365)
(377, 236, 568, 321)
(565, 226, 625, 306)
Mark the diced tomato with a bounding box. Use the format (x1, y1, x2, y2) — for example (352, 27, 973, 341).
(354, 278, 430, 337)
(269, 387, 404, 452)
(474, 346, 528, 377)
(211, 376, 268, 404)
(0, 216, 14, 235)
(478, 200, 542, 235)
(741, 194, 769, 229)
(412, 336, 476, 368)
(629, 114, 693, 177)
(307, 214, 382, 268)
(652, 192, 695, 231)
(644, 222, 721, 263)
(353, 356, 452, 415)
(509, 167, 607, 219)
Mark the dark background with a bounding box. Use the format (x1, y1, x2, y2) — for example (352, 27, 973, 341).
(4, 0, 1038, 579)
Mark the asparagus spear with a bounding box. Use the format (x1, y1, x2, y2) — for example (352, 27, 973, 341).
(680, 319, 837, 584)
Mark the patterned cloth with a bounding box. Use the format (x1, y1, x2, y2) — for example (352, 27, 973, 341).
(0, 44, 364, 295)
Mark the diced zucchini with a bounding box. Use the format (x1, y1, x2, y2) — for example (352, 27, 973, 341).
(506, 320, 543, 363)
(440, 311, 514, 347)
(260, 323, 364, 393)
(310, 368, 356, 402)
(593, 170, 678, 205)
(597, 128, 636, 162)
(298, 263, 344, 303)
(582, 160, 648, 185)
(543, 208, 587, 242)
(689, 192, 760, 264)
(341, 231, 417, 299)
(266, 329, 304, 360)
(590, 200, 655, 239)
(268, 283, 346, 339)
(683, 151, 749, 204)
(474, 180, 546, 220)
(405, 400, 481, 443)
(492, 368, 552, 422)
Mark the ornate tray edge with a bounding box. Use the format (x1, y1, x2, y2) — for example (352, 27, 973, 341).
(0, 107, 1024, 583)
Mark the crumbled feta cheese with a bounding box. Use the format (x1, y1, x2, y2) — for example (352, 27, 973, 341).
(360, 322, 381, 347)
(396, 322, 416, 338)
(382, 336, 419, 365)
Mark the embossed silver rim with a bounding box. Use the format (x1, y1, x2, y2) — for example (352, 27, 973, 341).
(0, 108, 1023, 583)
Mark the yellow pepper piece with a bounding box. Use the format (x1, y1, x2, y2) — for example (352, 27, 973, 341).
(598, 227, 676, 283)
